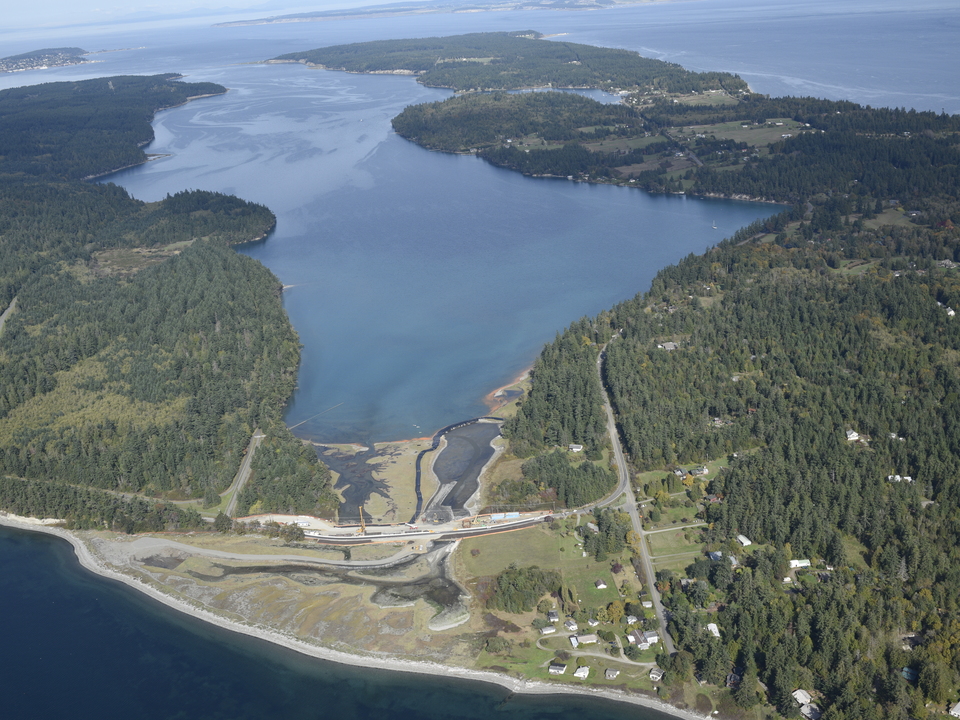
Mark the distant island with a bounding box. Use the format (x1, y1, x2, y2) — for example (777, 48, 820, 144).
(216, 0, 661, 27)
(0, 47, 88, 73)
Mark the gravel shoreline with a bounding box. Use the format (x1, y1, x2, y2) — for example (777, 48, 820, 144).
(0, 512, 708, 720)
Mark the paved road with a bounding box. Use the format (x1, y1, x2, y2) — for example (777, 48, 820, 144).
(596, 346, 677, 655)
(224, 429, 265, 517)
(312, 515, 548, 545)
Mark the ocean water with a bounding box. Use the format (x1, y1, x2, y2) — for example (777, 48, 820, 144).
(2, 2, 958, 717)
(0, 524, 674, 720)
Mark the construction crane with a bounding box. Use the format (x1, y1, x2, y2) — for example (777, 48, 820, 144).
(357, 506, 366, 535)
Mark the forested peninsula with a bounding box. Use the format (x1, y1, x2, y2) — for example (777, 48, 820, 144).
(0, 74, 338, 531)
(272, 31, 746, 94)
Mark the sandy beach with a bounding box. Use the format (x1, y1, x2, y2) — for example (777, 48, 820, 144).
(483, 367, 531, 415)
(0, 512, 707, 720)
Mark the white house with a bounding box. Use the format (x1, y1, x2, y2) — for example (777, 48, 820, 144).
(574, 666, 590, 679)
(540, 626, 557, 636)
(888, 474, 914, 483)
(790, 559, 811, 569)
(575, 633, 599, 645)
(707, 623, 721, 638)
(629, 629, 660, 649)
(595, 579, 607, 589)
(564, 620, 579, 632)
(605, 668, 620, 680)
(737, 534, 752, 546)
(792, 689, 813, 705)
(549, 663, 567, 675)
(948, 701, 960, 718)
(846, 429, 860, 442)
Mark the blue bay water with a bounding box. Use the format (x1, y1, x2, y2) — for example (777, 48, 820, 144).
(24, 31, 779, 443)
(105, 61, 775, 443)
(1, 2, 959, 717)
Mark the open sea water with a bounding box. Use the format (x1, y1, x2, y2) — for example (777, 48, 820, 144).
(1, 1, 958, 717)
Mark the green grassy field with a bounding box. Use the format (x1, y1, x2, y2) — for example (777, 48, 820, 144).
(460, 525, 560, 577)
(460, 519, 643, 619)
(584, 134, 663, 153)
(673, 118, 810, 148)
(647, 527, 704, 557)
(640, 503, 701, 530)
(671, 90, 738, 107)
(835, 259, 878, 276)
(861, 207, 917, 230)
(653, 554, 700, 574)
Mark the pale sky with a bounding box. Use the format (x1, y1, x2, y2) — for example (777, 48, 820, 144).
(4, 1, 375, 32)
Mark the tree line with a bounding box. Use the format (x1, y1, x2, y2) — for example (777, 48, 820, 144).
(0, 74, 226, 180)
(274, 31, 748, 94)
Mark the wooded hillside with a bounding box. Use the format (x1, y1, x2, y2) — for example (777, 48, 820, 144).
(512, 203, 960, 716)
(0, 75, 337, 529)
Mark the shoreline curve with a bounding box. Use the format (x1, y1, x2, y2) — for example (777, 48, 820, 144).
(0, 512, 706, 720)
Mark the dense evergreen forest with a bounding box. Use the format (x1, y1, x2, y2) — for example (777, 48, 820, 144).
(510, 196, 960, 715)
(0, 75, 338, 530)
(392, 90, 648, 151)
(0, 74, 225, 180)
(273, 31, 747, 94)
(394, 87, 960, 207)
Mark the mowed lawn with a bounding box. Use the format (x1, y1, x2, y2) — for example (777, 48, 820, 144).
(647, 527, 704, 558)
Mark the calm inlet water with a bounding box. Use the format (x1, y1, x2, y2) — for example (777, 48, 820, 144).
(2, 1, 959, 717)
(102, 56, 777, 443)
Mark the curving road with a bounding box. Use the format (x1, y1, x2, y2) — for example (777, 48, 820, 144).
(0, 297, 16, 337)
(596, 345, 677, 655)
